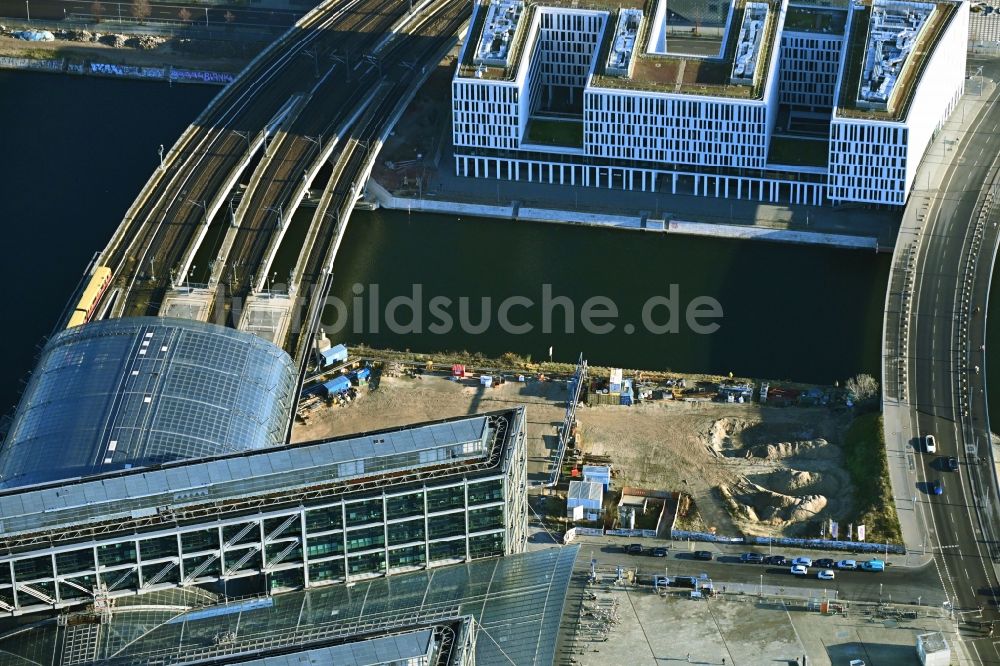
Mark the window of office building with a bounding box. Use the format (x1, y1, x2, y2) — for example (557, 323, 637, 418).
(345, 498, 383, 527)
(428, 513, 466, 540)
(386, 492, 424, 519)
(348, 552, 386, 576)
(389, 545, 426, 569)
(305, 507, 343, 533)
(428, 539, 466, 563)
(388, 518, 426, 546)
(427, 485, 465, 512)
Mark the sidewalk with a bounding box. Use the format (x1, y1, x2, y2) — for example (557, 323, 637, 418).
(371, 120, 902, 253)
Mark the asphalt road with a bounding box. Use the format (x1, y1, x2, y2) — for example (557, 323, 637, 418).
(577, 543, 948, 606)
(901, 58, 1000, 662)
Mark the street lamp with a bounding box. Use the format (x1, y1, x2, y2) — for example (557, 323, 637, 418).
(158, 144, 165, 170)
(25, 0, 29, 22)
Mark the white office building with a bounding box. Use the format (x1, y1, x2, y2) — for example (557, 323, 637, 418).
(452, 0, 969, 207)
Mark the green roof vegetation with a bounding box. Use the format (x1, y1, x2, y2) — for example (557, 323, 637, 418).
(591, 0, 780, 98)
(843, 412, 902, 545)
(767, 136, 829, 167)
(459, 0, 780, 99)
(525, 117, 584, 147)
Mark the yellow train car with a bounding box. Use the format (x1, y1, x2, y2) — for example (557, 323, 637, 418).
(67, 266, 112, 329)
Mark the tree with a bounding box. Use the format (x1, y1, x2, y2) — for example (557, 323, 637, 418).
(224, 10, 235, 23)
(845, 373, 879, 403)
(131, 0, 151, 23)
(178, 6, 192, 23)
(90, 1, 104, 22)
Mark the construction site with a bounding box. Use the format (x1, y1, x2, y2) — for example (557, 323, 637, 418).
(292, 349, 874, 543)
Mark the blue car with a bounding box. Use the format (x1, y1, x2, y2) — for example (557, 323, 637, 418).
(930, 479, 944, 495)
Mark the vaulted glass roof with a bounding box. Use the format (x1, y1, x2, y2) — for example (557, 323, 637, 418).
(0, 317, 297, 489)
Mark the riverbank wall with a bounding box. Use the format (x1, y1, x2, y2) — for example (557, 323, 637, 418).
(0, 53, 233, 84)
(365, 179, 884, 252)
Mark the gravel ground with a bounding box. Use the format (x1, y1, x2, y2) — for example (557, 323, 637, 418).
(292, 369, 855, 539)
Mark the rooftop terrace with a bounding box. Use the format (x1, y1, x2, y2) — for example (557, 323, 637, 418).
(472, 0, 526, 68)
(836, 0, 957, 119)
(858, 0, 934, 107)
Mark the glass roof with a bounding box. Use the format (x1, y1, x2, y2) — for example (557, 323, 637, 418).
(0, 317, 297, 490)
(0, 546, 579, 666)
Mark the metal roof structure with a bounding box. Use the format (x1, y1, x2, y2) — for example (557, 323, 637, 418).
(0, 317, 297, 490)
(0, 546, 579, 666)
(237, 626, 447, 666)
(0, 414, 494, 543)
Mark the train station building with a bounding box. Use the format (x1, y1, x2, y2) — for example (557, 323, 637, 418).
(0, 317, 553, 665)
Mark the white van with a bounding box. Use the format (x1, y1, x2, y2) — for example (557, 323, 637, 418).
(925, 435, 937, 454)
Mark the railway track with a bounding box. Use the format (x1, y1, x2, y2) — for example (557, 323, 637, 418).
(96, 0, 409, 318)
(286, 0, 469, 364)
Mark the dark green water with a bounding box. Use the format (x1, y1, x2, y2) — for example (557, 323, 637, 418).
(1, 69, 895, 418)
(0, 71, 216, 414)
(327, 211, 891, 385)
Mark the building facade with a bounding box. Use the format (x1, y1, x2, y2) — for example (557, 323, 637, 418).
(0, 410, 528, 616)
(452, 0, 969, 207)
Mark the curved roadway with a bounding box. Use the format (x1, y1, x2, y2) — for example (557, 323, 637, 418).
(885, 58, 1000, 663)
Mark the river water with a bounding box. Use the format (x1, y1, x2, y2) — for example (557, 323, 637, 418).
(0, 70, 901, 418)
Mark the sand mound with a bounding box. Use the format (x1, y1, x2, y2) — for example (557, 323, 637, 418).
(708, 417, 760, 453)
(745, 438, 836, 460)
(722, 477, 829, 527)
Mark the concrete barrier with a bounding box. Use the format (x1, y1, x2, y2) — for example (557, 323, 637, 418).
(372, 186, 883, 251)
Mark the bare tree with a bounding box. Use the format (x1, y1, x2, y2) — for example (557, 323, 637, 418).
(178, 6, 192, 23)
(845, 373, 879, 403)
(131, 0, 151, 23)
(90, 1, 104, 22)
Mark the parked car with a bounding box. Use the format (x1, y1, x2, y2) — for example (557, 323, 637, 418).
(740, 552, 764, 564)
(817, 569, 835, 580)
(947, 456, 959, 471)
(790, 564, 808, 575)
(694, 550, 714, 561)
(764, 555, 787, 565)
(836, 559, 858, 570)
(651, 546, 668, 557)
(626, 543, 643, 554)
(791, 557, 813, 567)
(930, 479, 944, 495)
(814, 558, 836, 569)
(925, 434, 937, 453)
(861, 559, 885, 572)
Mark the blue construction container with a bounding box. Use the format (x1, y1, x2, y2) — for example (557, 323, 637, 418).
(352, 367, 371, 384)
(323, 375, 352, 396)
(319, 344, 348, 368)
